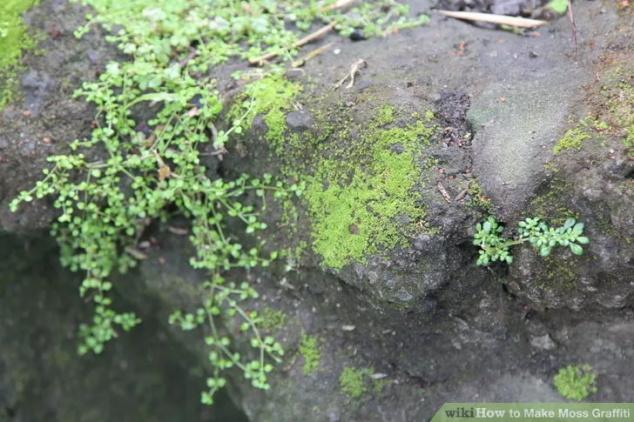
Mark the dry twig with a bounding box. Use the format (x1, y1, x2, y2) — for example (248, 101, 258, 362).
(292, 42, 334, 67)
(321, 0, 358, 12)
(567, 0, 578, 52)
(437, 182, 452, 203)
(250, 23, 335, 65)
(438, 10, 546, 29)
(453, 187, 469, 202)
(334, 58, 367, 89)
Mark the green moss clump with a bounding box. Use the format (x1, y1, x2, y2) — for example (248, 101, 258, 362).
(236, 73, 301, 152)
(553, 127, 590, 154)
(553, 364, 597, 401)
(258, 308, 287, 331)
(374, 104, 396, 127)
(0, 0, 39, 108)
(298, 334, 321, 374)
(466, 180, 492, 212)
(305, 110, 435, 269)
(339, 367, 373, 399)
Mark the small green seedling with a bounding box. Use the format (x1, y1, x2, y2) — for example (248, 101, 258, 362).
(473, 216, 589, 266)
(554, 364, 597, 401)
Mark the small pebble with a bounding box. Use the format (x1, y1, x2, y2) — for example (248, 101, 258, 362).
(349, 29, 365, 41)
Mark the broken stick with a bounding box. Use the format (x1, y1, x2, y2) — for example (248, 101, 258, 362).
(292, 42, 334, 67)
(334, 58, 367, 89)
(250, 23, 335, 66)
(320, 0, 358, 12)
(437, 182, 452, 203)
(438, 10, 546, 29)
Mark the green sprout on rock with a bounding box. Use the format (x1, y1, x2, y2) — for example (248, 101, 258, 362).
(473, 216, 590, 266)
(553, 364, 597, 401)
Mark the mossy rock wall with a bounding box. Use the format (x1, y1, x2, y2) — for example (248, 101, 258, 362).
(0, 1, 633, 421)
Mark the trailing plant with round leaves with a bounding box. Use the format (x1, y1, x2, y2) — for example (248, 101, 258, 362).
(11, 0, 430, 407)
(169, 276, 284, 404)
(474, 216, 589, 266)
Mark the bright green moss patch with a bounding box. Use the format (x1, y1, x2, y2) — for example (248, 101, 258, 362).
(374, 104, 396, 126)
(305, 110, 434, 269)
(0, 0, 38, 68)
(236, 73, 301, 152)
(298, 334, 321, 374)
(0, 0, 39, 108)
(547, 0, 568, 14)
(554, 364, 597, 401)
(339, 367, 373, 399)
(553, 127, 590, 154)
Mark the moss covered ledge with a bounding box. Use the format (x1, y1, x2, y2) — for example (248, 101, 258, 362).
(0, 0, 40, 108)
(304, 107, 436, 269)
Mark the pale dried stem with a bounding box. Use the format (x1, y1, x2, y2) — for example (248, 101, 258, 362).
(438, 10, 546, 29)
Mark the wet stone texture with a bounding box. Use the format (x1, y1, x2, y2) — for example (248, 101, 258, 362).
(0, 0, 633, 421)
